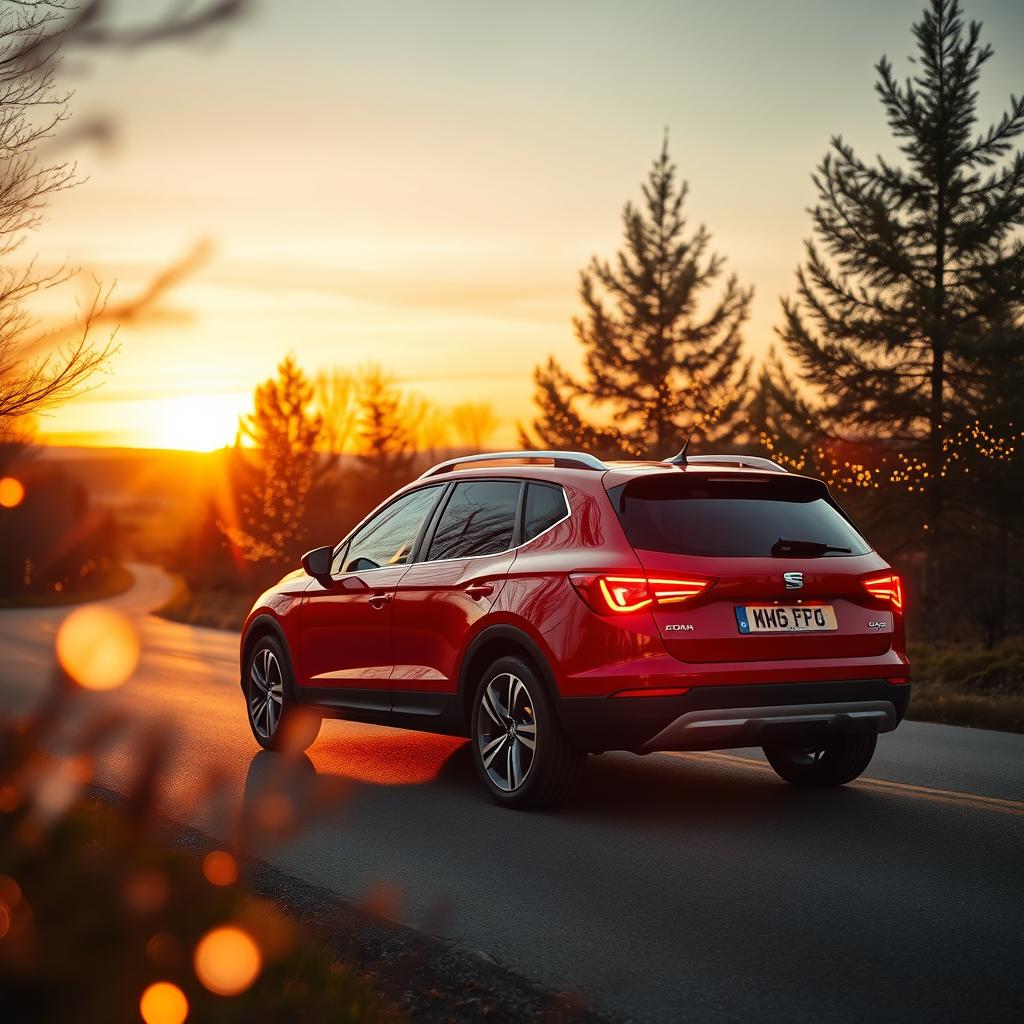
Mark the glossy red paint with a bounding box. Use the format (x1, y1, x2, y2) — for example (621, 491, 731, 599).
(240, 458, 911, 754)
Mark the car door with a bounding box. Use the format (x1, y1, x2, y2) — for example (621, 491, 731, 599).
(390, 478, 523, 709)
(298, 484, 444, 708)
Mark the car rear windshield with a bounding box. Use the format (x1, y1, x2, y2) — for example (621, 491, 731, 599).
(608, 473, 871, 557)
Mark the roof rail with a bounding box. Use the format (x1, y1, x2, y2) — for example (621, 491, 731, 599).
(669, 454, 787, 473)
(420, 450, 606, 478)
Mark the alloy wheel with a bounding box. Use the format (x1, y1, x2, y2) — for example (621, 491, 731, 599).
(476, 671, 538, 792)
(249, 647, 284, 740)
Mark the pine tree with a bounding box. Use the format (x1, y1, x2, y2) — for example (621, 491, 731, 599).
(353, 366, 416, 502)
(222, 356, 322, 568)
(778, 0, 1024, 631)
(524, 139, 752, 458)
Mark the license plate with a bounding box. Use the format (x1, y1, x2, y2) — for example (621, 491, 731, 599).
(735, 604, 837, 633)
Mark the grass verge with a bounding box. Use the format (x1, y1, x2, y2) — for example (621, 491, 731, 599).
(906, 638, 1024, 733)
(158, 579, 253, 632)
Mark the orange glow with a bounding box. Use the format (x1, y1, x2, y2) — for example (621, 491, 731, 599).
(0, 477, 24, 508)
(139, 393, 243, 452)
(311, 729, 464, 786)
(862, 572, 904, 611)
(202, 851, 238, 887)
(139, 981, 189, 1024)
(194, 926, 262, 996)
(56, 605, 140, 690)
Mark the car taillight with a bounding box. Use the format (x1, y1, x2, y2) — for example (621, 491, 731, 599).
(569, 574, 713, 614)
(861, 572, 903, 611)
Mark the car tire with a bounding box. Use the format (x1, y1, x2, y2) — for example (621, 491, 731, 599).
(471, 655, 585, 809)
(763, 731, 877, 787)
(245, 634, 321, 753)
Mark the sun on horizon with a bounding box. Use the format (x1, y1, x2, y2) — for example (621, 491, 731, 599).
(41, 392, 247, 453)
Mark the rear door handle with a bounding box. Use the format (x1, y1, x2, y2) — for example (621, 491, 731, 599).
(465, 582, 494, 599)
(368, 592, 393, 609)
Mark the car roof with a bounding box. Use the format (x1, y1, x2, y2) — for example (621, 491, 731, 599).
(417, 451, 797, 489)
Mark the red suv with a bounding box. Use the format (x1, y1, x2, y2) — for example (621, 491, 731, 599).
(240, 451, 910, 808)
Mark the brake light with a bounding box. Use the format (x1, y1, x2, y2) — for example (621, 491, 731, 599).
(569, 574, 713, 614)
(861, 572, 903, 611)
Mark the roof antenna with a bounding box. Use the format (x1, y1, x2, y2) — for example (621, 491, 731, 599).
(665, 419, 700, 465)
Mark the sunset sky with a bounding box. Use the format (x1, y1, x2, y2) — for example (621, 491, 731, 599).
(33, 0, 1024, 451)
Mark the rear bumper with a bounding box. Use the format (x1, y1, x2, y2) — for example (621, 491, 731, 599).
(557, 678, 911, 753)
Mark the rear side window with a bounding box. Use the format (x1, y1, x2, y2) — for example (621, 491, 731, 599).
(610, 474, 871, 557)
(523, 482, 568, 541)
(427, 480, 522, 560)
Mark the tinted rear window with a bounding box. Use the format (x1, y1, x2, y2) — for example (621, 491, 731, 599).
(523, 482, 568, 541)
(610, 474, 870, 557)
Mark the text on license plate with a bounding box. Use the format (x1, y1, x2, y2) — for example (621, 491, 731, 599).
(735, 604, 837, 633)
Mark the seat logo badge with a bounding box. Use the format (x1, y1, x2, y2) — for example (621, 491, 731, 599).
(783, 571, 804, 590)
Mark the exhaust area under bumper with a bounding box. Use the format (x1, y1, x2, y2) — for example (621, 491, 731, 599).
(638, 699, 899, 753)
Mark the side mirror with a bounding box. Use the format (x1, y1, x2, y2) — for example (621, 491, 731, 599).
(300, 545, 334, 585)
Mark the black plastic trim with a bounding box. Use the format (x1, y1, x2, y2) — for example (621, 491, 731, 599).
(457, 624, 558, 705)
(240, 614, 293, 691)
(294, 685, 465, 736)
(557, 678, 911, 753)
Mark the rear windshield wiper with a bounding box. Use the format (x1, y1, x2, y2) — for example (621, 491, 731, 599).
(771, 537, 852, 557)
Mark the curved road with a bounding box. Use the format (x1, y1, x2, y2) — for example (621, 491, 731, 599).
(2, 564, 1022, 1022)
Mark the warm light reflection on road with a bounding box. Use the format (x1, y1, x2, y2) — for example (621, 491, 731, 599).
(309, 728, 467, 786)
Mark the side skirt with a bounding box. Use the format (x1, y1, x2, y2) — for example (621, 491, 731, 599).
(295, 686, 468, 738)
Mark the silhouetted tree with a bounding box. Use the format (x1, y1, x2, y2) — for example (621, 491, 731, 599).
(0, 1, 245, 429)
(353, 366, 416, 502)
(451, 401, 498, 449)
(313, 369, 358, 454)
(222, 356, 322, 567)
(778, 0, 1024, 632)
(524, 139, 752, 458)
(403, 393, 450, 460)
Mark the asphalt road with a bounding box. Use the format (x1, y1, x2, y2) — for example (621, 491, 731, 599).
(2, 565, 1023, 1022)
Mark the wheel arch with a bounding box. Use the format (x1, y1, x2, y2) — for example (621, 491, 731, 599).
(457, 623, 560, 733)
(240, 614, 295, 694)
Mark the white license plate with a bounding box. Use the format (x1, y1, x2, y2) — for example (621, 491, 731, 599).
(736, 604, 837, 633)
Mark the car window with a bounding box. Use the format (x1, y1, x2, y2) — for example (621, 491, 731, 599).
(427, 480, 522, 560)
(335, 485, 442, 573)
(610, 474, 870, 557)
(523, 482, 568, 541)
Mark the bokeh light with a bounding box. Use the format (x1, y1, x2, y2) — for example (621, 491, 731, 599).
(56, 605, 140, 690)
(202, 851, 238, 887)
(139, 981, 189, 1024)
(193, 925, 262, 996)
(0, 476, 24, 508)
(124, 869, 170, 913)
